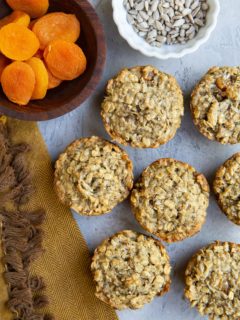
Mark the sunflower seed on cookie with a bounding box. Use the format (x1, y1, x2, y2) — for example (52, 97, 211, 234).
(101, 65, 183, 148)
(185, 241, 240, 319)
(54, 136, 133, 216)
(91, 230, 171, 310)
(213, 153, 240, 225)
(131, 158, 210, 242)
(191, 66, 240, 144)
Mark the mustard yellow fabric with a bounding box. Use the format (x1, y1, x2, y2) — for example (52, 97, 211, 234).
(0, 118, 118, 320)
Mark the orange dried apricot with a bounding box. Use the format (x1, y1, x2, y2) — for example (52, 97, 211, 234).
(0, 23, 39, 61)
(0, 10, 30, 29)
(44, 40, 87, 81)
(0, 53, 10, 83)
(6, 0, 49, 18)
(32, 12, 80, 49)
(26, 57, 48, 100)
(45, 65, 62, 89)
(1, 61, 35, 105)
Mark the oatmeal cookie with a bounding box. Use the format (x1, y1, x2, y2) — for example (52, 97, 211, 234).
(101, 65, 184, 148)
(131, 158, 210, 242)
(191, 66, 240, 144)
(54, 136, 133, 216)
(213, 153, 240, 225)
(91, 230, 171, 310)
(185, 241, 240, 319)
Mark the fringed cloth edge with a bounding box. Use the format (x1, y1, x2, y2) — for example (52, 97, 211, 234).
(0, 119, 54, 320)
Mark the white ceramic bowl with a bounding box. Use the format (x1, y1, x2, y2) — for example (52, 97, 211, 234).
(112, 0, 220, 59)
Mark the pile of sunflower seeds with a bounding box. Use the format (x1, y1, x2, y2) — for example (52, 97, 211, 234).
(123, 0, 209, 47)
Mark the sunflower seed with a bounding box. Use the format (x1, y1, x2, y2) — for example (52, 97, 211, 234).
(139, 10, 149, 20)
(188, 31, 195, 39)
(168, 7, 175, 18)
(191, 1, 200, 10)
(127, 14, 135, 24)
(139, 21, 149, 28)
(129, 9, 138, 15)
(194, 18, 204, 26)
(151, 0, 159, 12)
(202, 3, 209, 10)
(173, 18, 185, 27)
(162, 14, 170, 22)
(145, 1, 149, 11)
(188, 13, 195, 24)
(153, 10, 160, 20)
(148, 29, 157, 38)
(148, 17, 155, 25)
(157, 35, 167, 43)
(185, 0, 192, 8)
(186, 25, 195, 35)
(136, 2, 145, 11)
(129, 0, 134, 8)
(136, 14, 144, 23)
(192, 7, 201, 17)
(182, 8, 192, 16)
(162, 2, 170, 8)
(155, 20, 164, 30)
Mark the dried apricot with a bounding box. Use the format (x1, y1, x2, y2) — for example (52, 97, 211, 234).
(0, 53, 10, 83)
(44, 40, 87, 81)
(0, 23, 39, 61)
(0, 10, 30, 29)
(32, 12, 80, 49)
(6, 0, 49, 18)
(26, 57, 48, 100)
(1, 61, 35, 105)
(45, 65, 62, 89)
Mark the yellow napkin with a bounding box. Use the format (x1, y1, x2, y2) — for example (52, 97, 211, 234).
(0, 118, 118, 320)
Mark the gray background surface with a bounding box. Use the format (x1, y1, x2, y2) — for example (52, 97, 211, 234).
(39, 1, 240, 319)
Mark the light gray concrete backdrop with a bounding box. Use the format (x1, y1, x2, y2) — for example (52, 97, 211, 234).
(39, 1, 240, 319)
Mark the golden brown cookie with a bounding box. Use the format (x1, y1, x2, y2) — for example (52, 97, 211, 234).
(101, 65, 184, 148)
(185, 241, 240, 319)
(191, 66, 240, 144)
(131, 158, 210, 242)
(91, 230, 171, 310)
(54, 136, 133, 216)
(213, 153, 240, 225)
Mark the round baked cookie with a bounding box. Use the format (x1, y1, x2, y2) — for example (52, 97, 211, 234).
(101, 65, 184, 148)
(213, 153, 240, 225)
(91, 230, 171, 310)
(185, 242, 240, 319)
(54, 136, 133, 216)
(131, 158, 210, 242)
(191, 66, 240, 144)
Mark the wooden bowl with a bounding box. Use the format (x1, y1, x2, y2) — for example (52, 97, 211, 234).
(0, 0, 106, 121)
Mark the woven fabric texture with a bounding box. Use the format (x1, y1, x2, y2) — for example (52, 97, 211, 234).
(0, 118, 118, 320)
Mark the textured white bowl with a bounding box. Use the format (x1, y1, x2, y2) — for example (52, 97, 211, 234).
(112, 0, 220, 59)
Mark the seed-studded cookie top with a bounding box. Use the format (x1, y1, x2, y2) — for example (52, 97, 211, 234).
(185, 242, 240, 320)
(131, 159, 209, 242)
(91, 230, 171, 310)
(101, 66, 184, 148)
(54, 137, 133, 216)
(191, 67, 240, 144)
(213, 153, 240, 225)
